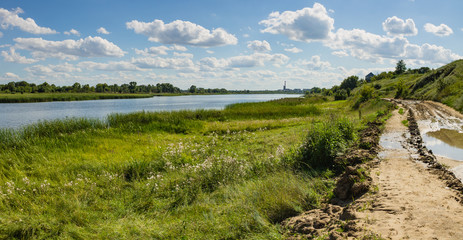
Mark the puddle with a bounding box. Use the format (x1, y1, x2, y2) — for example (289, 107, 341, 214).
(422, 129, 463, 161)
(379, 132, 403, 150)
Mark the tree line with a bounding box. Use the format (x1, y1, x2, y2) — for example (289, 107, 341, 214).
(306, 60, 431, 100)
(0, 81, 183, 94)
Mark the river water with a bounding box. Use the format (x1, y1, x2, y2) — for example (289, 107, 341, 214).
(0, 94, 300, 129)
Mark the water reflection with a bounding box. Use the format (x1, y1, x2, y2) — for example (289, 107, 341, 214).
(423, 129, 463, 161)
(0, 94, 300, 129)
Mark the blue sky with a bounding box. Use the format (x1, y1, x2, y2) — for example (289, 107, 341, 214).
(1, 0, 462, 90)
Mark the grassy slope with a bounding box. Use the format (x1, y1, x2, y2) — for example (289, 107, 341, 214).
(0, 97, 391, 239)
(359, 59, 463, 112)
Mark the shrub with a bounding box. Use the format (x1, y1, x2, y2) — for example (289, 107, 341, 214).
(296, 117, 355, 170)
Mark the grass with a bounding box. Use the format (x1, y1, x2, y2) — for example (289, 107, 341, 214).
(0, 93, 158, 103)
(0, 97, 392, 239)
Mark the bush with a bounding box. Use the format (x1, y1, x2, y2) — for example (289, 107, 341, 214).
(296, 117, 355, 170)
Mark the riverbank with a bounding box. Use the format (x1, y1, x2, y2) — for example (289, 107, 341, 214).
(0, 92, 302, 104)
(0, 93, 168, 103)
(0, 96, 392, 239)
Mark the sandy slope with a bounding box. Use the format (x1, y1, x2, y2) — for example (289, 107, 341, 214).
(354, 106, 463, 239)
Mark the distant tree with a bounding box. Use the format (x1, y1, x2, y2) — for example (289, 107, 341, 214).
(395, 60, 406, 75)
(72, 82, 81, 92)
(189, 85, 197, 93)
(340, 76, 359, 91)
(334, 89, 348, 100)
(129, 81, 137, 93)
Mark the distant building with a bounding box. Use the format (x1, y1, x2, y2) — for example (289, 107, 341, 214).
(283, 81, 287, 91)
(365, 72, 375, 82)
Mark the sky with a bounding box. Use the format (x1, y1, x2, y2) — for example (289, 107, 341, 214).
(0, 0, 462, 90)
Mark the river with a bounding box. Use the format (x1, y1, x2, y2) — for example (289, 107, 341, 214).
(0, 94, 300, 129)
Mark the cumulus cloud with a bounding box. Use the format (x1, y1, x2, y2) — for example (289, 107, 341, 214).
(331, 51, 348, 57)
(126, 19, 237, 47)
(77, 61, 140, 71)
(14, 36, 125, 60)
(1, 47, 38, 64)
(97, 27, 110, 35)
(135, 45, 188, 56)
(199, 53, 289, 71)
(382, 16, 418, 36)
(3, 72, 19, 79)
(424, 23, 453, 37)
(132, 57, 196, 70)
(247, 40, 271, 52)
(284, 47, 303, 53)
(25, 63, 82, 76)
(0, 7, 57, 34)
(405, 43, 461, 63)
(64, 29, 80, 36)
(259, 3, 334, 42)
(327, 28, 408, 62)
(299, 55, 331, 70)
(324, 28, 461, 64)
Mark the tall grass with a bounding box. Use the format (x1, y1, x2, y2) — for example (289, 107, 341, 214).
(0, 96, 386, 239)
(293, 117, 356, 170)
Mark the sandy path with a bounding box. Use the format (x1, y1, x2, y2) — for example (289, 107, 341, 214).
(355, 106, 463, 239)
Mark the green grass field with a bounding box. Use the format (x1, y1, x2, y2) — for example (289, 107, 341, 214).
(0, 97, 392, 239)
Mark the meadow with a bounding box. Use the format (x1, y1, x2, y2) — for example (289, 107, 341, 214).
(0, 96, 392, 239)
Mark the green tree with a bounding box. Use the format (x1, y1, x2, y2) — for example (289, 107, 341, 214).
(395, 60, 406, 75)
(340, 76, 359, 91)
(189, 85, 197, 93)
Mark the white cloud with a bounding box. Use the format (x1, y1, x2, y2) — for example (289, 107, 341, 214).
(135, 46, 170, 56)
(173, 52, 193, 58)
(64, 29, 80, 36)
(382, 16, 418, 36)
(327, 28, 408, 62)
(247, 40, 271, 52)
(126, 19, 237, 47)
(77, 61, 140, 71)
(14, 36, 125, 60)
(259, 3, 334, 42)
(199, 53, 289, 71)
(3, 72, 19, 79)
(132, 57, 196, 70)
(284, 47, 303, 53)
(405, 43, 461, 63)
(0, 7, 57, 34)
(0, 31, 3, 38)
(1, 47, 38, 64)
(25, 63, 82, 76)
(206, 50, 214, 54)
(243, 34, 250, 38)
(424, 23, 453, 37)
(299, 55, 331, 70)
(97, 27, 110, 35)
(324, 28, 461, 64)
(331, 51, 348, 57)
(135, 45, 188, 56)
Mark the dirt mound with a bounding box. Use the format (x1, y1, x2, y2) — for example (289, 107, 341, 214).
(332, 166, 371, 202)
(282, 205, 361, 240)
(282, 119, 385, 239)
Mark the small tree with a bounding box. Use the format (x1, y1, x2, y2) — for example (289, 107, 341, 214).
(395, 60, 406, 75)
(340, 76, 359, 91)
(189, 85, 197, 93)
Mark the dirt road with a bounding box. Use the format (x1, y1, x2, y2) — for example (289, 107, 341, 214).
(354, 101, 463, 239)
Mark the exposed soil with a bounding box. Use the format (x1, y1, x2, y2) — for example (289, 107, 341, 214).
(283, 100, 463, 239)
(353, 100, 463, 239)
